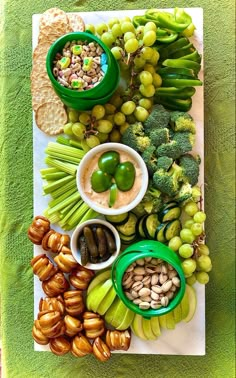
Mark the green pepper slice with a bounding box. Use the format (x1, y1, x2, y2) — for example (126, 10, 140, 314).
(109, 183, 118, 207)
(91, 170, 112, 193)
(156, 31, 178, 43)
(155, 86, 196, 99)
(98, 151, 120, 175)
(114, 162, 135, 191)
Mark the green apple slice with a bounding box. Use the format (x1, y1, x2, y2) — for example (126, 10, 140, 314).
(183, 284, 197, 323)
(165, 311, 175, 330)
(97, 286, 117, 316)
(116, 307, 135, 330)
(90, 278, 113, 313)
(180, 287, 190, 319)
(173, 303, 182, 323)
(86, 281, 104, 311)
(142, 318, 157, 340)
(87, 269, 111, 295)
(108, 300, 131, 329)
(131, 314, 148, 340)
(159, 314, 167, 329)
(150, 316, 161, 338)
(105, 297, 121, 325)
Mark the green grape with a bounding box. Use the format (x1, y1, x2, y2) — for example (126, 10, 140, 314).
(124, 38, 139, 53)
(191, 223, 203, 236)
(140, 46, 154, 60)
(105, 114, 115, 124)
(104, 103, 116, 115)
(186, 273, 197, 286)
(143, 30, 156, 46)
(193, 211, 206, 223)
(196, 271, 209, 284)
(111, 46, 124, 60)
(184, 201, 199, 216)
(91, 105, 105, 120)
(198, 244, 210, 256)
(144, 21, 157, 33)
(114, 112, 126, 126)
(204, 264, 212, 273)
(96, 23, 108, 35)
(138, 98, 152, 110)
(68, 109, 79, 123)
(111, 23, 123, 38)
(139, 83, 155, 97)
(119, 122, 130, 135)
(81, 139, 91, 152)
(97, 132, 109, 143)
(152, 73, 162, 87)
(110, 94, 123, 108)
(124, 31, 136, 42)
(120, 16, 132, 23)
(168, 236, 182, 252)
(184, 219, 195, 229)
(180, 228, 195, 244)
(148, 50, 160, 65)
(86, 135, 100, 148)
(126, 114, 136, 124)
(181, 258, 197, 276)
(134, 106, 149, 122)
(133, 56, 146, 69)
(72, 122, 86, 140)
(107, 17, 120, 28)
(143, 63, 156, 75)
(192, 186, 201, 201)
(121, 21, 135, 33)
(63, 122, 74, 136)
(121, 101, 136, 115)
(85, 24, 95, 34)
(79, 113, 91, 125)
(139, 70, 153, 85)
(101, 31, 115, 48)
(135, 25, 145, 40)
(110, 128, 121, 142)
(96, 119, 113, 133)
(179, 244, 194, 258)
(196, 255, 212, 272)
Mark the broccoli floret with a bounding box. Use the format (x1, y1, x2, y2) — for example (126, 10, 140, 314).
(170, 111, 196, 134)
(133, 181, 163, 215)
(156, 140, 183, 159)
(149, 128, 170, 147)
(153, 162, 183, 197)
(172, 131, 195, 155)
(174, 183, 202, 205)
(144, 104, 170, 134)
(121, 122, 151, 152)
(156, 156, 173, 171)
(141, 146, 158, 176)
(179, 154, 200, 185)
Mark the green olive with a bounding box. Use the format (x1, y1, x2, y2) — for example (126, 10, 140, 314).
(114, 162, 136, 191)
(98, 151, 120, 174)
(91, 170, 112, 193)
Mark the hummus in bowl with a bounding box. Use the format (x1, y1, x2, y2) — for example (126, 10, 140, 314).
(76, 143, 149, 215)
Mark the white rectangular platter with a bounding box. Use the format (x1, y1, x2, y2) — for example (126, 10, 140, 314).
(32, 8, 205, 355)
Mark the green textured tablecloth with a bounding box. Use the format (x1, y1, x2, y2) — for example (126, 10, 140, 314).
(0, 0, 235, 377)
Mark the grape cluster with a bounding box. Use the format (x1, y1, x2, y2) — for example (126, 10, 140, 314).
(168, 200, 212, 285)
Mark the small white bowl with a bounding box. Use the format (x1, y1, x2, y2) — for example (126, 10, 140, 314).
(76, 143, 149, 215)
(71, 219, 121, 271)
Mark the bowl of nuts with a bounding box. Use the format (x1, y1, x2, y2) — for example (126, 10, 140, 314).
(46, 32, 120, 110)
(71, 218, 121, 270)
(111, 240, 186, 317)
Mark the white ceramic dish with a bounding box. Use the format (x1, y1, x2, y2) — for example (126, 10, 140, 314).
(71, 218, 121, 270)
(76, 142, 149, 216)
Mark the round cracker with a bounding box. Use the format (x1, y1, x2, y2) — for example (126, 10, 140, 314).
(39, 8, 68, 29)
(67, 13, 85, 31)
(32, 85, 60, 111)
(30, 71, 51, 89)
(35, 101, 67, 135)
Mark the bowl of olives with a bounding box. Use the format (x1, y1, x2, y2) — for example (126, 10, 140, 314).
(76, 143, 149, 215)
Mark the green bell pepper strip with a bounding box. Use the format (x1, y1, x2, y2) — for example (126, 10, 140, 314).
(156, 31, 178, 43)
(109, 183, 118, 208)
(161, 78, 203, 87)
(162, 58, 201, 74)
(174, 8, 192, 26)
(179, 50, 202, 63)
(155, 96, 192, 112)
(158, 67, 196, 78)
(155, 86, 196, 99)
(158, 37, 190, 60)
(168, 43, 195, 59)
(156, 12, 191, 32)
(132, 15, 149, 27)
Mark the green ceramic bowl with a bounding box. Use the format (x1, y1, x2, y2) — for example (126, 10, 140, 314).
(111, 240, 186, 318)
(46, 32, 120, 110)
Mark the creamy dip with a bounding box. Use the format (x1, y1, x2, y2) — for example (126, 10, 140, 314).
(81, 150, 142, 209)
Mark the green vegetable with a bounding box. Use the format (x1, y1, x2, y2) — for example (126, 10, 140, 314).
(98, 151, 120, 175)
(121, 122, 151, 152)
(158, 67, 196, 78)
(91, 170, 112, 193)
(172, 131, 195, 155)
(153, 162, 183, 197)
(155, 96, 192, 112)
(156, 156, 173, 171)
(109, 183, 117, 207)
(149, 128, 170, 147)
(179, 154, 201, 186)
(133, 181, 163, 215)
(155, 86, 196, 100)
(170, 111, 196, 134)
(156, 140, 183, 160)
(141, 145, 158, 176)
(156, 30, 178, 43)
(143, 104, 170, 134)
(155, 9, 192, 32)
(162, 59, 201, 75)
(114, 162, 135, 191)
(161, 78, 203, 88)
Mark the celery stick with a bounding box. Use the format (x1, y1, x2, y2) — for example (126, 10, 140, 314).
(69, 140, 83, 150)
(59, 200, 83, 226)
(56, 136, 70, 145)
(45, 149, 81, 164)
(47, 192, 81, 215)
(60, 201, 77, 217)
(43, 175, 74, 195)
(70, 207, 98, 229)
(40, 167, 60, 178)
(45, 157, 77, 176)
(43, 209, 61, 224)
(44, 172, 68, 181)
(49, 188, 78, 208)
(67, 202, 90, 227)
(50, 178, 76, 199)
(47, 142, 85, 158)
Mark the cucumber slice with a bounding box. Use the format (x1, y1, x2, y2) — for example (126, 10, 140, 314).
(116, 212, 138, 236)
(105, 212, 129, 225)
(144, 214, 160, 239)
(136, 215, 147, 238)
(158, 203, 180, 222)
(164, 219, 181, 241)
(119, 232, 137, 244)
(155, 223, 168, 243)
(162, 207, 181, 222)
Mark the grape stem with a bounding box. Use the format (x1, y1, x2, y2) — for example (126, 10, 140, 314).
(84, 116, 99, 137)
